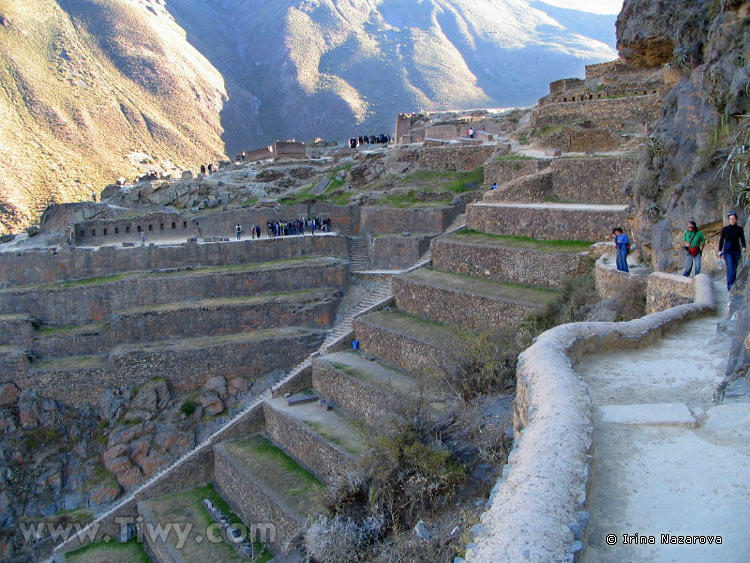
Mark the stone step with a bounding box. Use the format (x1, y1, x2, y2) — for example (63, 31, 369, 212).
(312, 351, 444, 428)
(110, 288, 340, 343)
(214, 434, 327, 553)
(393, 267, 558, 331)
(431, 231, 591, 289)
(138, 483, 270, 562)
(263, 397, 370, 484)
(353, 308, 458, 376)
(466, 202, 628, 242)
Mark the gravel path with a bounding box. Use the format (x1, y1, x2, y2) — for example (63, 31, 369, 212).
(578, 282, 750, 562)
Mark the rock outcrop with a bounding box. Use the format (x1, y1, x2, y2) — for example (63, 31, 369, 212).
(618, 0, 750, 270)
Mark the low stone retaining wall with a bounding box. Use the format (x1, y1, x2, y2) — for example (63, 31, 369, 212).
(431, 236, 587, 289)
(352, 315, 448, 375)
(466, 274, 714, 562)
(484, 159, 549, 187)
(594, 253, 648, 301)
(483, 170, 553, 203)
(110, 291, 338, 343)
(467, 203, 628, 242)
(213, 442, 301, 551)
(393, 275, 544, 332)
(0, 234, 348, 285)
(0, 315, 35, 347)
(646, 271, 694, 313)
(311, 359, 411, 428)
(531, 94, 662, 129)
(263, 403, 356, 484)
(368, 233, 433, 270)
(28, 329, 324, 403)
(0, 258, 348, 326)
(359, 206, 459, 236)
(33, 324, 110, 358)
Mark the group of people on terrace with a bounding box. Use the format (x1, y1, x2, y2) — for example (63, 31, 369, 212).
(348, 134, 392, 148)
(612, 212, 746, 292)
(233, 218, 330, 240)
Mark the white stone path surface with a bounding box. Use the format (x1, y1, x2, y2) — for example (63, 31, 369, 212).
(579, 282, 750, 562)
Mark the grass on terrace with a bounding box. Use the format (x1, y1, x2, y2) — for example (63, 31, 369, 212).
(377, 167, 483, 208)
(65, 538, 150, 563)
(453, 230, 593, 252)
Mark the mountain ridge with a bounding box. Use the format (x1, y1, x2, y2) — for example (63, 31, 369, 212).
(0, 0, 616, 234)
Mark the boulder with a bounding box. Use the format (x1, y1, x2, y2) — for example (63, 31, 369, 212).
(0, 382, 19, 407)
(197, 392, 224, 416)
(0, 234, 15, 244)
(25, 225, 40, 237)
(89, 483, 121, 507)
(202, 376, 228, 398)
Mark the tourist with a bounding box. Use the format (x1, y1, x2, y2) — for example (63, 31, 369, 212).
(718, 212, 746, 291)
(682, 221, 705, 277)
(200, 164, 206, 175)
(91, 191, 97, 202)
(235, 223, 242, 241)
(141, 231, 147, 246)
(241, 150, 246, 161)
(613, 227, 630, 273)
(255, 224, 261, 239)
(490, 183, 498, 190)
(208, 163, 213, 174)
(469, 127, 475, 139)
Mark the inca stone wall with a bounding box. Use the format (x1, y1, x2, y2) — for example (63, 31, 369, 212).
(594, 255, 648, 300)
(394, 144, 500, 172)
(483, 159, 549, 187)
(74, 204, 361, 246)
(311, 360, 411, 428)
(485, 158, 634, 205)
(352, 316, 447, 375)
(431, 238, 587, 289)
(531, 94, 661, 129)
(360, 206, 459, 235)
(646, 272, 694, 313)
(263, 404, 356, 483)
(0, 316, 34, 347)
(392, 276, 543, 332)
(26, 329, 324, 403)
(368, 234, 433, 269)
(0, 235, 348, 285)
(109, 291, 339, 344)
(467, 204, 628, 242)
(0, 259, 348, 326)
(213, 443, 299, 551)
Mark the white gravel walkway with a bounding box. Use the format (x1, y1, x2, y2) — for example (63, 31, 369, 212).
(578, 281, 750, 562)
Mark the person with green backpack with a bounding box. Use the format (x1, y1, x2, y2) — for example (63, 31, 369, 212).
(682, 221, 705, 277)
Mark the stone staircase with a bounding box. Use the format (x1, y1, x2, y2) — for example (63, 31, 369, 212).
(347, 235, 372, 271)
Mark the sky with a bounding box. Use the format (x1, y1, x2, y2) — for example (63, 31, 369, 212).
(537, 0, 624, 15)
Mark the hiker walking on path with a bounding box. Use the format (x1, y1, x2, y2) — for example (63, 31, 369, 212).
(235, 223, 242, 241)
(682, 220, 705, 277)
(718, 212, 746, 291)
(613, 227, 630, 273)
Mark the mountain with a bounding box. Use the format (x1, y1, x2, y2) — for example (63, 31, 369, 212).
(0, 0, 616, 234)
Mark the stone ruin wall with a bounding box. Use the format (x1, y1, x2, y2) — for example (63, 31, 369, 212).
(0, 235, 348, 286)
(368, 234, 433, 270)
(359, 205, 460, 236)
(531, 94, 662, 129)
(73, 203, 362, 247)
(394, 144, 500, 172)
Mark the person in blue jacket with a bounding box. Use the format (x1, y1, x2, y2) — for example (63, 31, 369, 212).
(613, 227, 630, 272)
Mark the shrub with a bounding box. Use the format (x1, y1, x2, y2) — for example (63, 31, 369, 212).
(179, 400, 196, 416)
(305, 513, 384, 563)
(437, 328, 522, 402)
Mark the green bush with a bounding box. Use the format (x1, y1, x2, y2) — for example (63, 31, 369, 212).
(179, 400, 196, 416)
